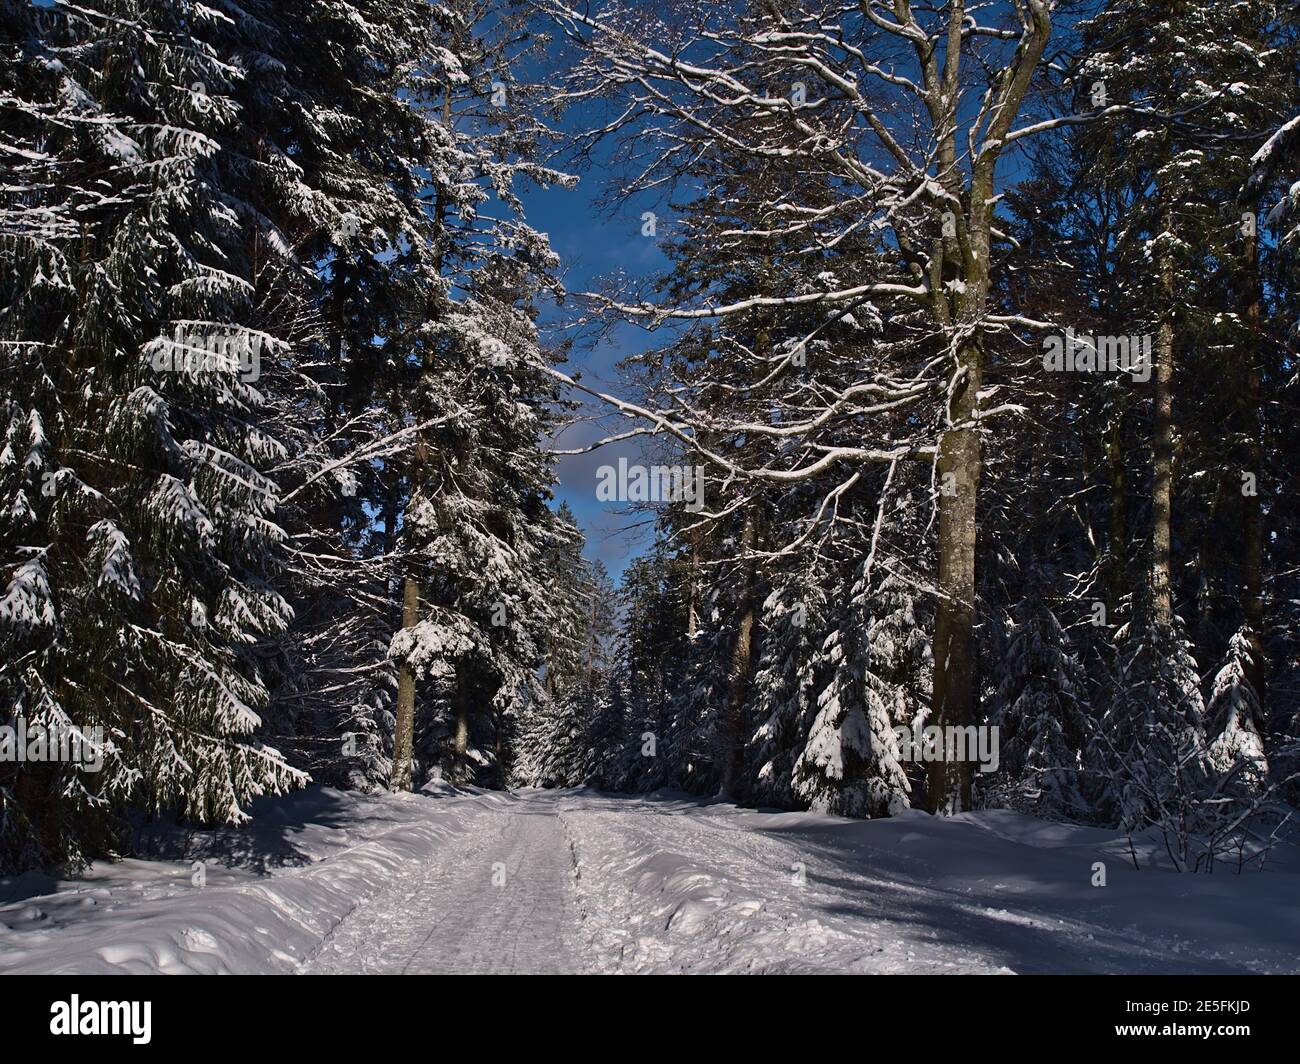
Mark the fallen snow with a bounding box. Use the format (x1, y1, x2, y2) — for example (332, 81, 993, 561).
(2, 787, 1296, 974)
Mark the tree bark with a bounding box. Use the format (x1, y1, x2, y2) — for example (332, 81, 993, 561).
(1241, 222, 1266, 699)
(719, 514, 758, 798)
(389, 576, 420, 791)
(926, 336, 982, 814)
(452, 685, 470, 764)
(686, 531, 700, 640)
(1150, 212, 1176, 630)
(1106, 405, 1127, 613)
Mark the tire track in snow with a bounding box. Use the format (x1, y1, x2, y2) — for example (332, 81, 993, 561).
(301, 791, 585, 974)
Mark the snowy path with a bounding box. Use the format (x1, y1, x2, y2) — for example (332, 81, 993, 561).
(294, 789, 1300, 975)
(3, 786, 1298, 974)
(302, 796, 581, 974)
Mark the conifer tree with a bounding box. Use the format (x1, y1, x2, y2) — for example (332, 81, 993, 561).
(1, 0, 308, 868)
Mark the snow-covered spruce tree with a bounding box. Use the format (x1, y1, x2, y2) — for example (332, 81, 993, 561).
(579, 559, 620, 690)
(580, 677, 627, 790)
(1246, 111, 1300, 340)
(1, 0, 307, 869)
(864, 564, 934, 798)
(248, 0, 471, 792)
(511, 505, 588, 787)
(986, 581, 1091, 820)
(745, 459, 932, 817)
(1241, 69, 1300, 802)
(514, 530, 620, 789)
(542, 505, 594, 694)
(1206, 627, 1268, 788)
(394, 298, 564, 788)
(365, 0, 573, 791)
(0, 0, 94, 866)
(1101, 612, 1210, 851)
(605, 546, 690, 792)
(795, 560, 914, 819)
(748, 566, 829, 810)
(566, 558, 621, 787)
(674, 548, 760, 797)
(1106, 612, 1292, 869)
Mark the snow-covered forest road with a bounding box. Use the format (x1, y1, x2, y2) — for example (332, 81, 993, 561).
(303, 793, 581, 974)
(2, 787, 1298, 975)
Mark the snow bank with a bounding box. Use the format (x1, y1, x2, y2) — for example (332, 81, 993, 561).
(559, 792, 1300, 974)
(0, 784, 495, 974)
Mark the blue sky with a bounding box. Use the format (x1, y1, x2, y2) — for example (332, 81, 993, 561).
(520, 164, 676, 583)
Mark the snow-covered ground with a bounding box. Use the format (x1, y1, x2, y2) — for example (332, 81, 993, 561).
(2, 787, 1297, 974)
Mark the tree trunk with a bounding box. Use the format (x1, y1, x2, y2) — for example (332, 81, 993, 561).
(1106, 405, 1127, 613)
(1150, 220, 1176, 630)
(926, 337, 982, 814)
(1195, 476, 1226, 644)
(585, 590, 598, 690)
(389, 576, 420, 791)
(453, 680, 470, 759)
(1241, 223, 1266, 700)
(449, 684, 471, 785)
(719, 515, 757, 798)
(686, 531, 700, 639)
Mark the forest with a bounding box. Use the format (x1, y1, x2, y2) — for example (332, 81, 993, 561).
(2, 0, 1299, 888)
